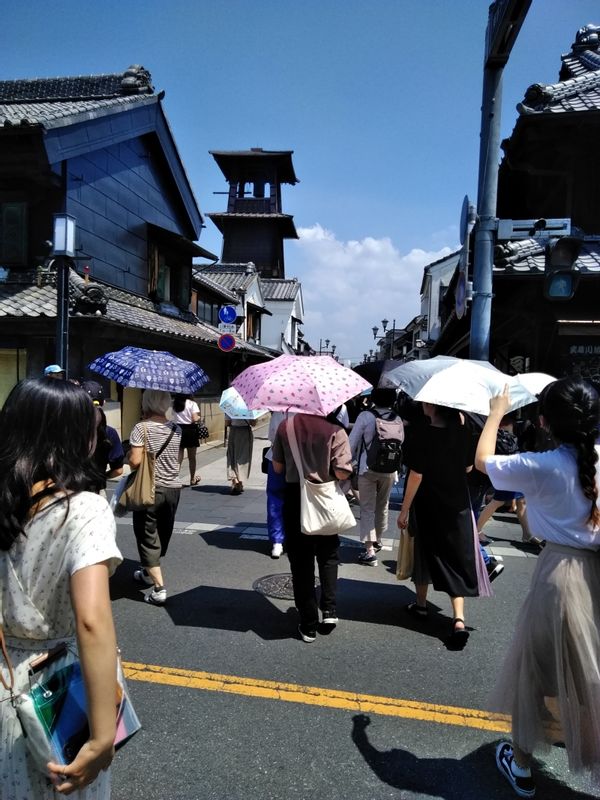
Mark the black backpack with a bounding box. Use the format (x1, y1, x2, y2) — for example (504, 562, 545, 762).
(365, 409, 404, 473)
(495, 428, 518, 456)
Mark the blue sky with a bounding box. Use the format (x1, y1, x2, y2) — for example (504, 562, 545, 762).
(4, 1, 599, 362)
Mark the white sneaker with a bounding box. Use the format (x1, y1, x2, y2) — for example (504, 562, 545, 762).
(145, 586, 167, 605)
(271, 543, 284, 558)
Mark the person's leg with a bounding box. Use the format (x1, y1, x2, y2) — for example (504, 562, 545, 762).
(357, 473, 378, 562)
(188, 447, 199, 484)
(515, 496, 541, 543)
(315, 534, 340, 618)
(267, 462, 286, 555)
(155, 487, 180, 558)
(415, 583, 428, 607)
(283, 485, 319, 635)
(178, 448, 184, 466)
(132, 507, 164, 587)
(451, 595, 465, 628)
(374, 473, 394, 541)
(477, 498, 503, 533)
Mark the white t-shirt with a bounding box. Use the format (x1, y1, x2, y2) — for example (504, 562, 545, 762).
(485, 444, 600, 549)
(172, 399, 200, 425)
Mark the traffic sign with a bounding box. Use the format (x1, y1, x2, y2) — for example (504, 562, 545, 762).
(218, 305, 237, 324)
(218, 323, 237, 334)
(218, 333, 236, 352)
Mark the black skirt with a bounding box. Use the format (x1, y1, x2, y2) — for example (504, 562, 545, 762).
(178, 423, 200, 449)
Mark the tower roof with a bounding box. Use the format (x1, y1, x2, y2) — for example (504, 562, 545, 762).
(209, 148, 299, 184)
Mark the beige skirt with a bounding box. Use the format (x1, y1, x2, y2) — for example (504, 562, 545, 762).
(490, 542, 600, 782)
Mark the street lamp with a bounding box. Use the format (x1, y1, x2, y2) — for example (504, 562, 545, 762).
(52, 213, 76, 378)
(372, 326, 378, 340)
(331, 344, 336, 356)
(381, 319, 388, 332)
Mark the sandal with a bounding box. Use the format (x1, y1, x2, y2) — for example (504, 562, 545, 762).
(406, 602, 428, 618)
(190, 476, 201, 486)
(449, 618, 470, 645)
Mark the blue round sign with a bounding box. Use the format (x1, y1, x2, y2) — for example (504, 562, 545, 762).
(218, 305, 237, 324)
(218, 333, 236, 352)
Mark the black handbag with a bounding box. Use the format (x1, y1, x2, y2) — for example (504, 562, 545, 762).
(197, 421, 209, 440)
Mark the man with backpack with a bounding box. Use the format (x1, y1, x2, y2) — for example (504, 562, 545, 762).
(349, 388, 404, 566)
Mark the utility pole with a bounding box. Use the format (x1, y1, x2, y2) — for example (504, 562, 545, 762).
(470, 0, 531, 360)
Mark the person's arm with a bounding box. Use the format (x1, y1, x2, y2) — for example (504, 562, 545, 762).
(475, 386, 511, 474)
(397, 470, 423, 529)
(48, 562, 117, 792)
(334, 466, 352, 480)
(127, 445, 142, 470)
(107, 466, 123, 479)
(272, 459, 285, 475)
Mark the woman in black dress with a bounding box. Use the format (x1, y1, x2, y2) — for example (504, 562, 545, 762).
(397, 402, 488, 644)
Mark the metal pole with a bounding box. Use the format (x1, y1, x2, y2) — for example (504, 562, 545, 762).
(470, 65, 503, 361)
(55, 256, 70, 378)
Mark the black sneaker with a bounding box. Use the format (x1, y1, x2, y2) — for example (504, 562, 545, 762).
(133, 567, 153, 586)
(358, 552, 378, 567)
(298, 625, 317, 643)
(487, 558, 505, 582)
(373, 541, 383, 553)
(496, 741, 535, 798)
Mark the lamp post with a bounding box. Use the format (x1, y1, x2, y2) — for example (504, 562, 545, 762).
(381, 318, 396, 359)
(52, 214, 76, 378)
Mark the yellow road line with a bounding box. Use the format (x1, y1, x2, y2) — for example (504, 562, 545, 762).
(122, 661, 511, 734)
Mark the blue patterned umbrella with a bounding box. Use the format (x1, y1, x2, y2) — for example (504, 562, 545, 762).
(88, 347, 209, 394)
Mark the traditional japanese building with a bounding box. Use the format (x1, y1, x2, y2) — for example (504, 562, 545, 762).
(431, 24, 600, 381)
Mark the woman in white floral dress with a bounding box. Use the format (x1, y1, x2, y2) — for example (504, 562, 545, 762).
(0, 378, 122, 799)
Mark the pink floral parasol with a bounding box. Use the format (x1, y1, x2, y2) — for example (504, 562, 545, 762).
(231, 355, 372, 416)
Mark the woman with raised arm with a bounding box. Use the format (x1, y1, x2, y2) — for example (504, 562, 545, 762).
(0, 378, 122, 799)
(475, 378, 600, 799)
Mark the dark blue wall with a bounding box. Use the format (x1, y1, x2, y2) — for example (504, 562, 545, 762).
(66, 135, 190, 295)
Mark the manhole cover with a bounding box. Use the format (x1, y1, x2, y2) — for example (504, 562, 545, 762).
(253, 573, 319, 600)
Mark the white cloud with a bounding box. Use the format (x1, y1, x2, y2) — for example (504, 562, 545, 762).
(286, 224, 453, 363)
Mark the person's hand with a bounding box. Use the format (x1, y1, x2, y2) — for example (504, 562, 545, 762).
(397, 508, 409, 529)
(48, 739, 114, 795)
(489, 384, 511, 417)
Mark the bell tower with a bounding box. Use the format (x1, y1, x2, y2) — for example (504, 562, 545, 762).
(208, 148, 298, 278)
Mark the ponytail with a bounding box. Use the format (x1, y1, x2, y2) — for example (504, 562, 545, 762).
(540, 378, 600, 528)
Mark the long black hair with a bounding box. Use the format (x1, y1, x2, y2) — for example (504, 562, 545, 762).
(0, 378, 98, 550)
(539, 377, 600, 527)
(172, 394, 190, 414)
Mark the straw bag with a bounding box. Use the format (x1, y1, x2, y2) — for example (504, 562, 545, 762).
(396, 529, 414, 580)
(287, 418, 356, 536)
(118, 424, 174, 513)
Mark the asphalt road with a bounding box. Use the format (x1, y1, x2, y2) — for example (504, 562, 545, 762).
(107, 432, 600, 800)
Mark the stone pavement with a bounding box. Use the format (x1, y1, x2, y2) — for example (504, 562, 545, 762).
(112, 420, 540, 564)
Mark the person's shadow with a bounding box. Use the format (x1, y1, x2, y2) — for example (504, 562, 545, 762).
(351, 714, 597, 799)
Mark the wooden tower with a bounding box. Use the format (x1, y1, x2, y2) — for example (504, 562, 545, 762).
(208, 148, 298, 278)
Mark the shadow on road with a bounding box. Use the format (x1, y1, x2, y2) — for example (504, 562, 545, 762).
(351, 714, 597, 799)
(161, 584, 295, 640)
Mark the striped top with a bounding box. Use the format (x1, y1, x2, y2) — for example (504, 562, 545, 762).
(129, 420, 182, 488)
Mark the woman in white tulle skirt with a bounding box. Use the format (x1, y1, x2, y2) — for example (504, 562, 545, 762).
(475, 377, 600, 798)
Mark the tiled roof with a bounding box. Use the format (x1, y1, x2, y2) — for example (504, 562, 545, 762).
(208, 212, 298, 239)
(195, 264, 258, 293)
(0, 275, 271, 356)
(261, 278, 300, 301)
(518, 25, 600, 115)
(0, 66, 156, 128)
(192, 270, 239, 302)
(493, 238, 600, 274)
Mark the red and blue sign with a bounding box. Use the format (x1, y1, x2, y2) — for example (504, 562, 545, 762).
(218, 333, 236, 352)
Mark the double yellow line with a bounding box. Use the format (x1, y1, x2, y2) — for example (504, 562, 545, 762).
(122, 661, 511, 734)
